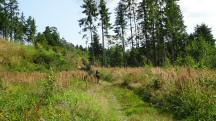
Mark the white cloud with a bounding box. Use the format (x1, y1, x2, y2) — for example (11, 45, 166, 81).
(179, 0, 216, 37)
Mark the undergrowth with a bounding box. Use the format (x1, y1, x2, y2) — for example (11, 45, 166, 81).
(100, 67, 216, 121)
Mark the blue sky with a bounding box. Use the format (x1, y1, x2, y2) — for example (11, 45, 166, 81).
(18, 0, 216, 46)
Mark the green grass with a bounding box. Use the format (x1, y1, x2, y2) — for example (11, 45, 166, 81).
(0, 74, 175, 121)
(0, 40, 88, 72)
(112, 87, 173, 121)
(99, 67, 216, 121)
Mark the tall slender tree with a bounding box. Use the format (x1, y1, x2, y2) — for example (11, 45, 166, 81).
(79, 0, 98, 65)
(164, 0, 186, 64)
(26, 16, 36, 43)
(98, 0, 111, 66)
(137, 0, 152, 64)
(114, 1, 127, 66)
(5, 0, 19, 41)
(122, 0, 138, 49)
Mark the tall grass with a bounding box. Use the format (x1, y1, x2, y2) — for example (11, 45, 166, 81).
(99, 67, 216, 120)
(0, 71, 120, 120)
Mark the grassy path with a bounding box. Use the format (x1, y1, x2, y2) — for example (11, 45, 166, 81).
(0, 76, 175, 120)
(86, 81, 174, 121)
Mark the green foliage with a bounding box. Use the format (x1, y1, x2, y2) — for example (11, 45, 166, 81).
(0, 78, 3, 90)
(26, 16, 36, 43)
(0, 83, 40, 120)
(100, 71, 114, 82)
(0, 40, 88, 71)
(134, 77, 216, 121)
(46, 89, 108, 121)
(176, 56, 196, 67)
(165, 85, 216, 120)
(113, 87, 173, 121)
(42, 70, 57, 100)
(0, 78, 122, 121)
(89, 32, 103, 64)
(108, 45, 124, 67)
(79, 0, 98, 64)
(98, 0, 111, 66)
(122, 74, 134, 88)
(193, 24, 215, 46)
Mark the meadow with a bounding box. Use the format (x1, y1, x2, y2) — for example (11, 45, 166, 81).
(0, 67, 215, 121)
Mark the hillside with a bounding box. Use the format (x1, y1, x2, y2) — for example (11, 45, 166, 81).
(0, 40, 88, 72)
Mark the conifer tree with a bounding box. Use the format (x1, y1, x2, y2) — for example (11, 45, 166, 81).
(79, 0, 98, 64)
(26, 16, 36, 43)
(98, 0, 111, 66)
(114, 1, 127, 66)
(164, 0, 186, 64)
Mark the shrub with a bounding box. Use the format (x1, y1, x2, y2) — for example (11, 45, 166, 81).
(151, 79, 161, 90)
(100, 71, 114, 82)
(121, 74, 134, 88)
(165, 85, 216, 120)
(42, 69, 57, 100)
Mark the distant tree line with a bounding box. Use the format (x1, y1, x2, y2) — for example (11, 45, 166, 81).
(0, 0, 78, 51)
(1, 0, 215, 68)
(79, 0, 216, 68)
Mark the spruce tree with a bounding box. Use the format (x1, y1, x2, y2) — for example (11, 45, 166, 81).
(79, 0, 98, 65)
(164, 0, 186, 64)
(98, 0, 111, 66)
(114, 1, 127, 66)
(193, 24, 215, 46)
(5, 0, 19, 41)
(26, 16, 36, 43)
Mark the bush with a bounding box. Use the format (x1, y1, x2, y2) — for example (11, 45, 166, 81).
(100, 71, 114, 82)
(42, 70, 57, 100)
(0, 40, 87, 72)
(165, 86, 216, 120)
(135, 78, 216, 121)
(176, 56, 196, 67)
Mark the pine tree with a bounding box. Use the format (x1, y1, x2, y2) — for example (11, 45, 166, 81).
(5, 0, 19, 41)
(137, 0, 151, 64)
(164, 0, 186, 64)
(122, 0, 138, 49)
(26, 16, 36, 43)
(98, 0, 111, 66)
(79, 0, 98, 65)
(89, 32, 103, 63)
(193, 24, 215, 46)
(114, 1, 127, 66)
(156, 0, 166, 66)
(43, 26, 61, 46)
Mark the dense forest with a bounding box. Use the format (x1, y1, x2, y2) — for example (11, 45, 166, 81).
(79, 0, 216, 68)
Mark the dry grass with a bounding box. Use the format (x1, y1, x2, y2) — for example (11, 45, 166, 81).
(0, 72, 46, 83)
(0, 70, 99, 88)
(1, 67, 215, 85)
(97, 67, 216, 89)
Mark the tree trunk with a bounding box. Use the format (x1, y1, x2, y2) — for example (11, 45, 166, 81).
(101, 21, 106, 67)
(121, 28, 126, 67)
(132, 7, 138, 48)
(90, 24, 95, 65)
(129, 5, 134, 49)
